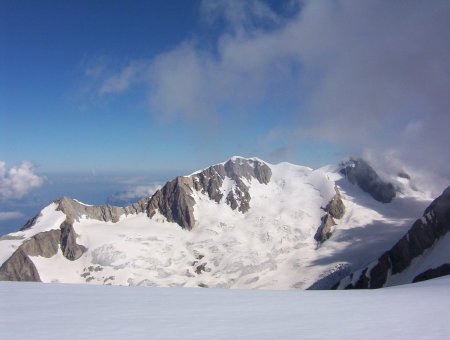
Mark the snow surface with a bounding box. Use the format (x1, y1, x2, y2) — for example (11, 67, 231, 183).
(0, 203, 66, 265)
(1, 277, 450, 339)
(1, 159, 432, 289)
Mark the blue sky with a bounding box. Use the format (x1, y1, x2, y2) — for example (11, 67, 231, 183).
(1, 0, 205, 172)
(0, 0, 345, 174)
(0, 0, 449, 233)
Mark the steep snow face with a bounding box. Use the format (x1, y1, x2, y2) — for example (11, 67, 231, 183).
(16, 158, 430, 289)
(335, 186, 450, 289)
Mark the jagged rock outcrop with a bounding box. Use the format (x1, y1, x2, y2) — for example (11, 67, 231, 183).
(60, 220, 87, 260)
(148, 157, 272, 229)
(0, 230, 60, 281)
(193, 165, 227, 203)
(340, 158, 396, 203)
(0, 248, 41, 281)
(148, 176, 196, 230)
(314, 214, 336, 243)
(191, 157, 271, 214)
(56, 196, 149, 223)
(315, 187, 345, 243)
(335, 186, 450, 289)
(326, 187, 345, 219)
(0, 218, 88, 281)
(21, 230, 61, 257)
(413, 264, 450, 283)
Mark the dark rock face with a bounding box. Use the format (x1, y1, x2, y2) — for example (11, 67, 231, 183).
(315, 187, 345, 243)
(314, 214, 336, 243)
(56, 196, 149, 223)
(21, 230, 60, 258)
(225, 178, 251, 213)
(149, 157, 272, 229)
(413, 264, 450, 283)
(0, 229, 64, 281)
(0, 218, 88, 281)
(326, 187, 345, 219)
(336, 186, 450, 289)
(224, 158, 272, 184)
(220, 158, 272, 213)
(191, 158, 272, 214)
(366, 253, 390, 288)
(192, 165, 227, 203)
(60, 221, 87, 261)
(0, 249, 41, 281)
(148, 176, 196, 230)
(340, 158, 396, 203)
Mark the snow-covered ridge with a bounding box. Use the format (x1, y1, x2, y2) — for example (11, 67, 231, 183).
(335, 185, 450, 289)
(188, 155, 269, 176)
(0, 156, 438, 289)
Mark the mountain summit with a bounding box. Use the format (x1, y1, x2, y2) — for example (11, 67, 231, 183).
(1, 156, 447, 289)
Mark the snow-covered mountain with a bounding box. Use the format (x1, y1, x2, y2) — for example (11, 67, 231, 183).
(335, 186, 450, 289)
(0, 156, 447, 289)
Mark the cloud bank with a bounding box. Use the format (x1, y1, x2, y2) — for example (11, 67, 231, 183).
(108, 183, 162, 206)
(0, 211, 24, 221)
(90, 0, 450, 192)
(0, 161, 45, 200)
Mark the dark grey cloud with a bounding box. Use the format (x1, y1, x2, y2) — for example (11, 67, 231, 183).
(89, 0, 450, 194)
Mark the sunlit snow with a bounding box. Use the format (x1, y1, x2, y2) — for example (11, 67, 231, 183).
(1, 277, 449, 339)
(10, 160, 430, 289)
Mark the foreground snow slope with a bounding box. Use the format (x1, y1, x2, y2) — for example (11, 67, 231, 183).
(1, 277, 450, 339)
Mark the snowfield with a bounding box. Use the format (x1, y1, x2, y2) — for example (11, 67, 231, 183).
(0, 158, 432, 289)
(1, 277, 450, 339)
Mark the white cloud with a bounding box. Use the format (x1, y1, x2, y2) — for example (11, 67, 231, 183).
(108, 183, 162, 204)
(0, 161, 45, 200)
(0, 211, 24, 221)
(89, 0, 450, 190)
(99, 60, 148, 95)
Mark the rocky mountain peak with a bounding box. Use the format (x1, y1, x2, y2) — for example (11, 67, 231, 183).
(148, 157, 272, 230)
(340, 158, 396, 203)
(224, 157, 272, 184)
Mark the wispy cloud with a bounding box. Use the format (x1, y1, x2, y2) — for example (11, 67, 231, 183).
(0, 161, 45, 200)
(107, 183, 162, 205)
(85, 0, 450, 192)
(99, 60, 148, 95)
(0, 211, 24, 221)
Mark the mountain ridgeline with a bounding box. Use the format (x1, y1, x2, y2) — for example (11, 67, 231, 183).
(0, 156, 449, 289)
(148, 158, 272, 230)
(335, 186, 450, 289)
